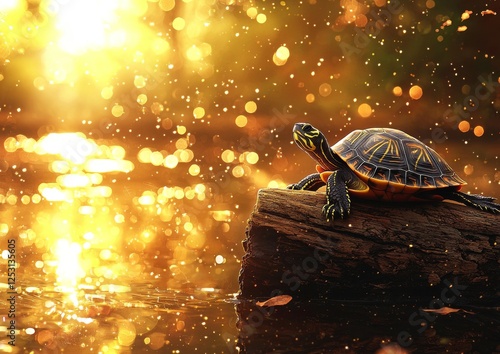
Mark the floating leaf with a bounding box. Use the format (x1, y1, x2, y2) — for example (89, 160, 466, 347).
(461, 10, 472, 21)
(441, 19, 452, 29)
(481, 9, 497, 16)
(422, 307, 474, 315)
(256, 295, 292, 307)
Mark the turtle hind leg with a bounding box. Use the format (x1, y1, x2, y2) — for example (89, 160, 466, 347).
(287, 173, 325, 191)
(322, 169, 352, 221)
(444, 190, 500, 214)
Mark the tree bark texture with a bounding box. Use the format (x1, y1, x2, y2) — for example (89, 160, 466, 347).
(238, 188, 500, 305)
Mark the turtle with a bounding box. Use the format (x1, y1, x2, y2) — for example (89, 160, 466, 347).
(287, 123, 500, 221)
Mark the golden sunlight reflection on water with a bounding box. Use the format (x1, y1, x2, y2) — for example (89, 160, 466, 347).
(0, 130, 241, 351)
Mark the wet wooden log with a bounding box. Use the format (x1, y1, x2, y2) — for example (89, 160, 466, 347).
(238, 188, 500, 305)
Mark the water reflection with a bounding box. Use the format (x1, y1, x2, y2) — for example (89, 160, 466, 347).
(1, 281, 239, 353)
(236, 299, 500, 354)
(0, 130, 243, 352)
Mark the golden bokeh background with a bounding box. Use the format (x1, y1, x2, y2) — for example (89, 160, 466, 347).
(0, 0, 498, 352)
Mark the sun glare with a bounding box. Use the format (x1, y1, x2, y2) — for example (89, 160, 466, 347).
(0, 0, 20, 12)
(52, 0, 125, 55)
(54, 239, 85, 289)
(39, 0, 156, 84)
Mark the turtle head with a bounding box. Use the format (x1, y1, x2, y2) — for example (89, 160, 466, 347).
(293, 123, 325, 152)
(293, 123, 343, 170)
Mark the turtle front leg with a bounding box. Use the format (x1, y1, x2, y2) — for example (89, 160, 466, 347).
(287, 173, 325, 191)
(322, 170, 352, 221)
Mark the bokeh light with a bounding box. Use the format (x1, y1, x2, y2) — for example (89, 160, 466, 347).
(358, 103, 372, 118)
(409, 85, 423, 100)
(473, 125, 484, 137)
(0, 0, 498, 352)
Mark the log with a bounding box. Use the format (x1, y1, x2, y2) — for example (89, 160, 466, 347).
(238, 188, 500, 305)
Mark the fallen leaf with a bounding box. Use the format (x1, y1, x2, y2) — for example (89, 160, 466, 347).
(481, 9, 497, 16)
(422, 307, 474, 315)
(441, 19, 452, 29)
(256, 294, 292, 307)
(461, 10, 473, 21)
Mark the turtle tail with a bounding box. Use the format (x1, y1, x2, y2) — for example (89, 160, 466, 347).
(444, 190, 500, 214)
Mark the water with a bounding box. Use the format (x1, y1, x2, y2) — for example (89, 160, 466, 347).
(3, 278, 499, 353)
(1, 278, 239, 353)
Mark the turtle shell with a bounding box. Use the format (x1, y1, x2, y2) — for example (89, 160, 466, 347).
(332, 128, 466, 198)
